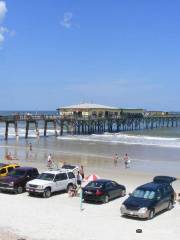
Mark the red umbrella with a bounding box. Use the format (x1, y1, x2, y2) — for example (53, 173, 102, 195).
(84, 174, 100, 182)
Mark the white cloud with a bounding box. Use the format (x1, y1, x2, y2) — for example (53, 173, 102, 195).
(0, 1, 7, 22)
(0, 1, 15, 47)
(60, 12, 73, 29)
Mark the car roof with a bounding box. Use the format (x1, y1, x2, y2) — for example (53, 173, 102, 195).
(42, 169, 73, 175)
(61, 164, 78, 170)
(0, 163, 19, 168)
(137, 182, 169, 191)
(89, 179, 113, 183)
(14, 167, 37, 171)
(0, 163, 8, 167)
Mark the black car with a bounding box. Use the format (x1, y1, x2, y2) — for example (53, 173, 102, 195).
(121, 176, 176, 220)
(83, 179, 126, 203)
(0, 167, 39, 194)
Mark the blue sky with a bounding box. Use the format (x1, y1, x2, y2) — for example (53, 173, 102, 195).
(0, 0, 180, 111)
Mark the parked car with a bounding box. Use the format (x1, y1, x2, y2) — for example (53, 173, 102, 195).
(82, 179, 126, 203)
(26, 169, 76, 198)
(0, 163, 20, 177)
(120, 176, 176, 220)
(0, 167, 39, 194)
(61, 164, 79, 175)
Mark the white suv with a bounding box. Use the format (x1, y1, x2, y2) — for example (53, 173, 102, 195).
(26, 169, 76, 198)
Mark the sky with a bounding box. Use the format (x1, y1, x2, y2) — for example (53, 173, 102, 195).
(0, 0, 180, 111)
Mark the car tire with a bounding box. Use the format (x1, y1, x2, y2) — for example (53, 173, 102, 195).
(28, 192, 34, 196)
(167, 200, 173, 210)
(66, 184, 73, 193)
(148, 209, 155, 220)
(103, 194, 109, 203)
(43, 188, 51, 198)
(121, 189, 126, 197)
(15, 186, 23, 194)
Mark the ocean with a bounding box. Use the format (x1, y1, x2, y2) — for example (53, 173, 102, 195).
(0, 111, 180, 176)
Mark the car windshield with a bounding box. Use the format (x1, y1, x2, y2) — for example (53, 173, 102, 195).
(37, 173, 55, 181)
(87, 181, 104, 188)
(132, 189, 156, 200)
(8, 169, 26, 177)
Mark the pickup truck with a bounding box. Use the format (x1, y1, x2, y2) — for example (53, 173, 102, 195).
(0, 167, 39, 194)
(26, 169, 76, 198)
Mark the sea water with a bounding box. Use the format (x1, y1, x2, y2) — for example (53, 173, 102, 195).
(0, 111, 180, 176)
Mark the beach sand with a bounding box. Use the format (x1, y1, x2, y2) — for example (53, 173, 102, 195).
(0, 155, 180, 240)
(0, 139, 180, 240)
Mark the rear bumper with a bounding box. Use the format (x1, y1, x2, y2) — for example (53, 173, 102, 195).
(83, 194, 104, 202)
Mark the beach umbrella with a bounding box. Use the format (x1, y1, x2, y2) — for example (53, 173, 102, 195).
(84, 174, 100, 182)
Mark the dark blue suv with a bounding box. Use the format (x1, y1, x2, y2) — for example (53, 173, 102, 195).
(121, 176, 176, 220)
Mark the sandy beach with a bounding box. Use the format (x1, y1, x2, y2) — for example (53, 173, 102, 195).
(0, 144, 180, 240)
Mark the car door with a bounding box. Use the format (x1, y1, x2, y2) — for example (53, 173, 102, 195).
(155, 188, 165, 213)
(105, 182, 116, 199)
(54, 173, 68, 191)
(111, 181, 122, 198)
(161, 185, 171, 210)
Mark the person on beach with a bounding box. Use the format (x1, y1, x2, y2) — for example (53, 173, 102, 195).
(29, 143, 32, 151)
(47, 153, 53, 168)
(123, 153, 130, 168)
(79, 165, 85, 179)
(77, 171, 83, 186)
(113, 153, 118, 166)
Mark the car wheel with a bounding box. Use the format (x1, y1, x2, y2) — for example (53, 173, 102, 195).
(103, 194, 109, 203)
(66, 184, 73, 193)
(148, 209, 155, 220)
(121, 189, 126, 197)
(167, 201, 173, 210)
(43, 188, 51, 198)
(15, 186, 23, 194)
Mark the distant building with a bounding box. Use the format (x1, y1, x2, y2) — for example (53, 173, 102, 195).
(57, 103, 145, 118)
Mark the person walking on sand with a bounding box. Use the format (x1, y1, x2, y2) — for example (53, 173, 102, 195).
(77, 171, 83, 186)
(79, 165, 85, 179)
(47, 153, 53, 168)
(29, 143, 32, 151)
(113, 153, 118, 166)
(123, 153, 130, 168)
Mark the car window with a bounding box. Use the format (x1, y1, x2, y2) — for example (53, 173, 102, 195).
(156, 189, 162, 199)
(68, 172, 75, 179)
(162, 185, 171, 195)
(31, 169, 38, 177)
(87, 181, 104, 188)
(8, 169, 26, 177)
(105, 182, 113, 189)
(0, 168, 6, 174)
(55, 174, 62, 181)
(111, 181, 118, 187)
(59, 173, 68, 180)
(37, 173, 55, 181)
(132, 189, 156, 199)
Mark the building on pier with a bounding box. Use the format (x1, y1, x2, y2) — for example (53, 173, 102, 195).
(57, 103, 145, 118)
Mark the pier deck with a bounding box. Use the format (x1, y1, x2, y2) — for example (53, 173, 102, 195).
(0, 114, 180, 139)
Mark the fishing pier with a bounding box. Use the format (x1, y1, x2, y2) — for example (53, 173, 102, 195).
(0, 113, 180, 140)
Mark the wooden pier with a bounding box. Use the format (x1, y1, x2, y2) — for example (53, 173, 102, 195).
(0, 114, 180, 139)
